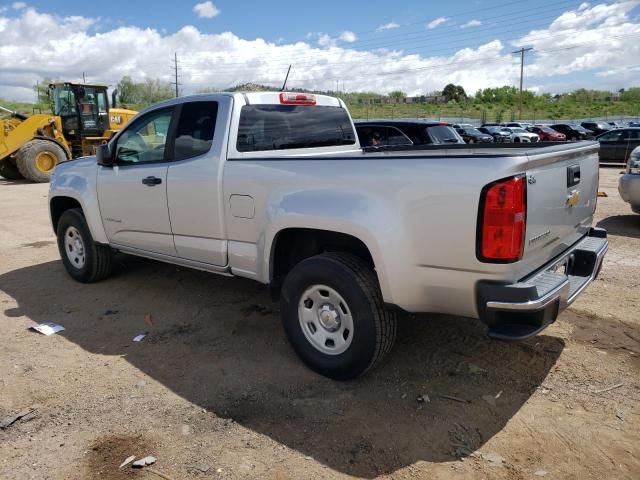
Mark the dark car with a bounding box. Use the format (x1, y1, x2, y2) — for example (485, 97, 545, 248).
(549, 124, 594, 141)
(355, 121, 464, 147)
(581, 121, 610, 136)
(527, 126, 566, 141)
(456, 127, 494, 144)
(596, 128, 640, 164)
(478, 126, 510, 142)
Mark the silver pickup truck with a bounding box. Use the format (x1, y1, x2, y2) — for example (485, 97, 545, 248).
(49, 92, 608, 380)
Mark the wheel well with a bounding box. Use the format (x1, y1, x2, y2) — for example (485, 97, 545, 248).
(50, 197, 82, 233)
(270, 228, 375, 295)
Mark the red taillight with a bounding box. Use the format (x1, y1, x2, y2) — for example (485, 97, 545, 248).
(478, 176, 526, 263)
(279, 92, 316, 105)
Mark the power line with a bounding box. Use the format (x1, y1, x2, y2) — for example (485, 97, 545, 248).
(177, 5, 582, 72)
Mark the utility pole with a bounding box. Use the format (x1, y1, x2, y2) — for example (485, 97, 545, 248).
(171, 52, 180, 98)
(82, 72, 86, 84)
(513, 47, 533, 119)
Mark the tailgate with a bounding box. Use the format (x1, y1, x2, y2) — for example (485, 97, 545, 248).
(520, 142, 600, 277)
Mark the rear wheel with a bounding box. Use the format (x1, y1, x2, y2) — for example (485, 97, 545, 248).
(280, 252, 397, 380)
(56, 208, 114, 283)
(0, 157, 24, 180)
(16, 140, 67, 183)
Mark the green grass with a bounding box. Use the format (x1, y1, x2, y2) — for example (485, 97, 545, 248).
(345, 100, 640, 122)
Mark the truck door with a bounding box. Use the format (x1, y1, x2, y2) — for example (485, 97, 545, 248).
(166, 99, 229, 266)
(97, 107, 177, 256)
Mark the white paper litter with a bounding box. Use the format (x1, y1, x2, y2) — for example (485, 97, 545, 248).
(29, 322, 65, 336)
(132, 334, 147, 342)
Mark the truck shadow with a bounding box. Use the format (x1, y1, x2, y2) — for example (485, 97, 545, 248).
(0, 257, 563, 478)
(597, 215, 640, 239)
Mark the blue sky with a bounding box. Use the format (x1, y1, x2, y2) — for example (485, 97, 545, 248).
(1, 1, 640, 100)
(18, 0, 579, 55)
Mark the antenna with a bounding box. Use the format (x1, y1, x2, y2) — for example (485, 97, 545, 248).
(280, 65, 292, 92)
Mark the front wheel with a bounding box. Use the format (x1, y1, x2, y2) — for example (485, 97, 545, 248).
(280, 253, 397, 380)
(514, 137, 520, 143)
(56, 208, 114, 283)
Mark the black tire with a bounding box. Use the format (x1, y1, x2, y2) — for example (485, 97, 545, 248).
(468, 138, 475, 144)
(280, 252, 397, 380)
(0, 158, 24, 180)
(514, 137, 521, 143)
(16, 140, 67, 183)
(56, 208, 113, 283)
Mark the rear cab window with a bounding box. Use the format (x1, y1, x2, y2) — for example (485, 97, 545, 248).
(236, 103, 355, 153)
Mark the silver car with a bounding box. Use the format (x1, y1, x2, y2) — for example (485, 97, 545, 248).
(619, 146, 640, 214)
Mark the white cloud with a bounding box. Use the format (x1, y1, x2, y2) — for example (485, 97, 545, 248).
(317, 33, 335, 47)
(193, 1, 220, 19)
(377, 22, 400, 32)
(2, 4, 640, 102)
(426, 17, 448, 29)
(513, 0, 640, 83)
(339, 30, 357, 43)
(461, 19, 482, 29)
(12, 2, 26, 9)
(308, 31, 356, 47)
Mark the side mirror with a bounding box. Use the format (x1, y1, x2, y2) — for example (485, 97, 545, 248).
(97, 143, 114, 166)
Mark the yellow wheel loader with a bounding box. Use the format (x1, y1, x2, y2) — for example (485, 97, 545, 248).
(0, 82, 137, 182)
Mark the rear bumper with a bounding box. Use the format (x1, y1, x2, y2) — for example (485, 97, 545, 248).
(476, 228, 608, 341)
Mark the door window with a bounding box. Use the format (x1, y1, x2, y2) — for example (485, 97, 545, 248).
(115, 108, 173, 164)
(599, 131, 624, 142)
(174, 102, 218, 160)
(622, 129, 640, 140)
(357, 126, 412, 147)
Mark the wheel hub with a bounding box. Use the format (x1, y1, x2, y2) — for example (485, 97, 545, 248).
(64, 226, 86, 268)
(298, 284, 354, 355)
(318, 304, 341, 332)
(35, 151, 57, 173)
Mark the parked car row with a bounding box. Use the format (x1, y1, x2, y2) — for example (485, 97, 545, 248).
(354, 120, 640, 165)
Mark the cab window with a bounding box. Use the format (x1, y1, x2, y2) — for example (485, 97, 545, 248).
(115, 108, 173, 164)
(174, 101, 218, 160)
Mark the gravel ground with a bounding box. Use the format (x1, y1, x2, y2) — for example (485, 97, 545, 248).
(0, 167, 638, 480)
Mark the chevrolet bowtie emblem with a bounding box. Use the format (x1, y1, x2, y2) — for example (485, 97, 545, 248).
(566, 190, 580, 208)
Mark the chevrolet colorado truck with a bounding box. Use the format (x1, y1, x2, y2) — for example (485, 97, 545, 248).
(49, 92, 608, 380)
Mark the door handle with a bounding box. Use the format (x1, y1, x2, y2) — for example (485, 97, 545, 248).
(142, 176, 162, 186)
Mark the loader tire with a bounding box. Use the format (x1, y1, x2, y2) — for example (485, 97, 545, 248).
(16, 140, 67, 183)
(0, 158, 24, 180)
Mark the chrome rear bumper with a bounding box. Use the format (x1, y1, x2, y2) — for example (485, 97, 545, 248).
(476, 228, 608, 341)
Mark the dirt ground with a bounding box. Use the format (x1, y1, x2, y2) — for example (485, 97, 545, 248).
(0, 167, 638, 480)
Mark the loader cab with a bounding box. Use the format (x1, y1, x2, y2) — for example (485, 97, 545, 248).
(49, 83, 110, 140)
